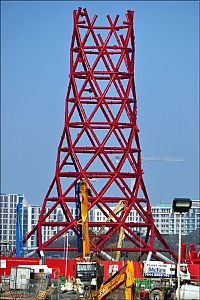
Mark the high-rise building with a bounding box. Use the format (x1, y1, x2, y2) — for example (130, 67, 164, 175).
(26, 205, 74, 249)
(26, 206, 94, 249)
(1, 193, 199, 253)
(0, 194, 28, 254)
(151, 200, 200, 235)
(91, 201, 200, 236)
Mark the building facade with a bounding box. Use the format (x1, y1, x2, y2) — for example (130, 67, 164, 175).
(26, 205, 76, 249)
(91, 201, 200, 236)
(1, 193, 200, 252)
(151, 200, 200, 235)
(0, 194, 28, 254)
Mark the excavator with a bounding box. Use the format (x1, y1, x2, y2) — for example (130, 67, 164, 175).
(91, 260, 135, 300)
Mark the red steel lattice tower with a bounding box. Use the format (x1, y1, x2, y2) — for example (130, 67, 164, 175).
(25, 7, 177, 261)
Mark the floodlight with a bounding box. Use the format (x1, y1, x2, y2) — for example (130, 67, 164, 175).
(173, 198, 191, 213)
(172, 197, 192, 300)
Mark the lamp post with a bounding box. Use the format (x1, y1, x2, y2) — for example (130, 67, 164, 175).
(63, 233, 69, 279)
(173, 198, 192, 300)
(65, 233, 69, 279)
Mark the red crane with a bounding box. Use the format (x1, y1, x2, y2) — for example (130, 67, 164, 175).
(24, 7, 177, 261)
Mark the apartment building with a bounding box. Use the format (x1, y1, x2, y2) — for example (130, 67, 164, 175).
(92, 201, 200, 236)
(0, 194, 28, 253)
(151, 200, 200, 235)
(25, 205, 76, 249)
(1, 193, 199, 251)
(26, 205, 94, 249)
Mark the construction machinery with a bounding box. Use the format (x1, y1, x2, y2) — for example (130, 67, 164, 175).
(91, 260, 134, 300)
(97, 200, 126, 261)
(16, 203, 24, 257)
(115, 228, 125, 261)
(76, 261, 103, 289)
(75, 179, 100, 287)
(97, 200, 126, 235)
(76, 183, 127, 289)
(77, 179, 91, 260)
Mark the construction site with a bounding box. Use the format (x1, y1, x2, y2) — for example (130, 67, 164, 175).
(1, 6, 200, 300)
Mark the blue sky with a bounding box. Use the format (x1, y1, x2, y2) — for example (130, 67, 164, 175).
(1, 1, 199, 205)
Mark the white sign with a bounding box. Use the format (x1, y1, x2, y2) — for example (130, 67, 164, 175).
(108, 264, 119, 275)
(0, 260, 6, 268)
(143, 261, 175, 278)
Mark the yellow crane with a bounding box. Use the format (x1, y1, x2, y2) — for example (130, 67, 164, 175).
(98, 200, 126, 235)
(77, 183, 126, 261)
(98, 200, 126, 261)
(91, 260, 135, 300)
(77, 179, 90, 260)
(115, 227, 125, 261)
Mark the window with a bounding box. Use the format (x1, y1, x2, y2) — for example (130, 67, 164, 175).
(58, 213, 63, 222)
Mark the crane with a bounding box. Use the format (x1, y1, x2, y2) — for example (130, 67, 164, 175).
(97, 200, 126, 261)
(16, 202, 24, 257)
(98, 200, 126, 235)
(77, 179, 90, 260)
(142, 156, 185, 162)
(115, 154, 185, 164)
(91, 260, 135, 300)
(115, 227, 125, 261)
(75, 182, 82, 255)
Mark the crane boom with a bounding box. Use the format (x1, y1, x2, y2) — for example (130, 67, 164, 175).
(91, 260, 134, 300)
(16, 203, 24, 257)
(77, 179, 90, 260)
(115, 227, 125, 261)
(97, 200, 126, 261)
(98, 200, 126, 235)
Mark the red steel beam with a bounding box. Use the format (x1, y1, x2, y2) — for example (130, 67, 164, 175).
(24, 7, 177, 261)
